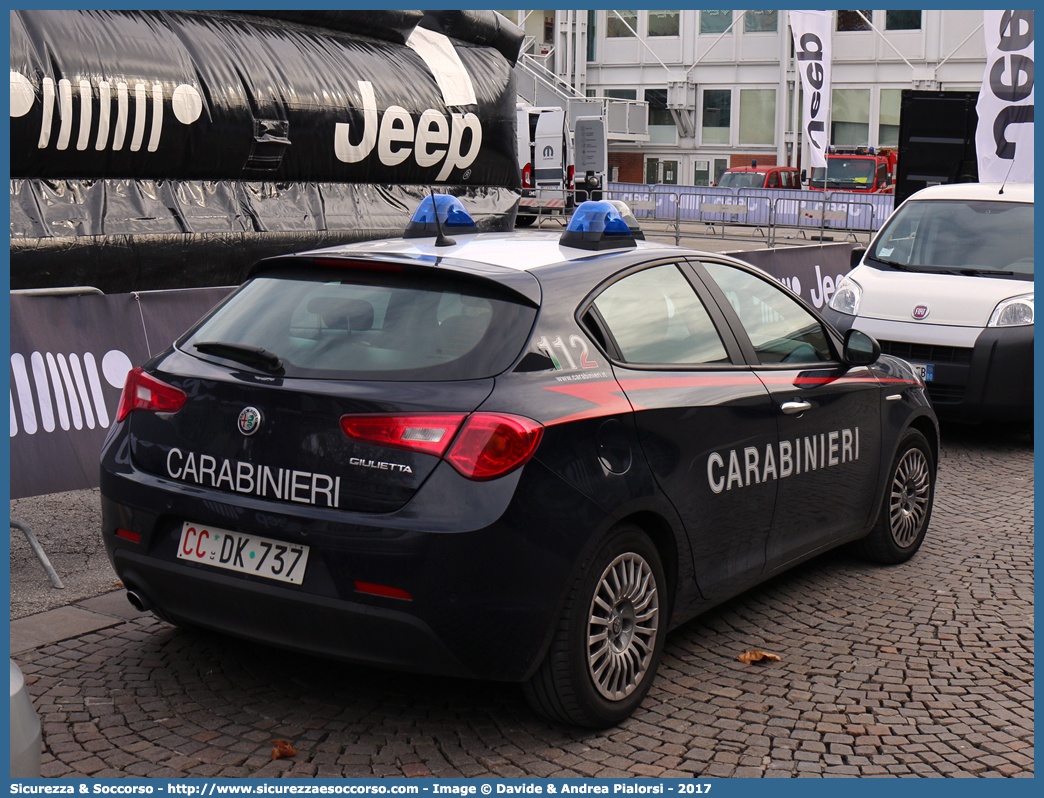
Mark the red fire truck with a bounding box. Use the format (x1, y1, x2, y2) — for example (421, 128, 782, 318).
(807, 146, 897, 193)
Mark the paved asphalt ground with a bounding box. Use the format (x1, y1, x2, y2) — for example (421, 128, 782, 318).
(10, 420, 1033, 779)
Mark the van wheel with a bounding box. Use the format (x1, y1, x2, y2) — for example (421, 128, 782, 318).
(524, 525, 666, 728)
(515, 214, 536, 228)
(853, 429, 935, 563)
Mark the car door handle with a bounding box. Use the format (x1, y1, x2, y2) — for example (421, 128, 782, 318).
(781, 400, 812, 415)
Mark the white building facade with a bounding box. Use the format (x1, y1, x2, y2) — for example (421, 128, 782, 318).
(502, 9, 990, 186)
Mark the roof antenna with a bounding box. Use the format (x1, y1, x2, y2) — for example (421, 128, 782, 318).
(998, 158, 1017, 195)
(428, 188, 456, 247)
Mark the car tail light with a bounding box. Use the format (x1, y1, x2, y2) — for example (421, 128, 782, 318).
(340, 412, 543, 480)
(340, 414, 467, 457)
(567, 164, 575, 190)
(115, 367, 187, 423)
(522, 163, 532, 188)
(445, 414, 543, 481)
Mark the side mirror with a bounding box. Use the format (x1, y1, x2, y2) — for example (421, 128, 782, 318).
(800, 169, 807, 182)
(850, 247, 867, 269)
(843, 328, 880, 366)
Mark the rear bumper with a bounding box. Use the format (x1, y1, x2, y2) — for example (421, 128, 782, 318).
(100, 452, 607, 682)
(825, 310, 1033, 422)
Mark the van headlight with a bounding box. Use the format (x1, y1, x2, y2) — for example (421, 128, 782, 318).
(988, 293, 1033, 327)
(829, 276, 863, 316)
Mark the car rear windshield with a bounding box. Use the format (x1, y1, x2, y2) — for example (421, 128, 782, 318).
(178, 265, 538, 380)
(868, 199, 1033, 280)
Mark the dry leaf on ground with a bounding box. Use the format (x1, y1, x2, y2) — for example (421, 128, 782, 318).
(271, 740, 297, 760)
(737, 650, 782, 665)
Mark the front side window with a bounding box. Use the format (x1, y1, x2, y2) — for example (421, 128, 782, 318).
(592, 264, 729, 365)
(700, 10, 733, 34)
(648, 10, 679, 37)
(607, 10, 637, 38)
(701, 262, 833, 364)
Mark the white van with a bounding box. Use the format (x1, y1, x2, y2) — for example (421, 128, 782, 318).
(823, 182, 1033, 422)
(516, 106, 574, 226)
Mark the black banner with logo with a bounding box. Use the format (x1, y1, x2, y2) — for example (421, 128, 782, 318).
(730, 242, 854, 313)
(10, 10, 520, 187)
(9, 288, 232, 499)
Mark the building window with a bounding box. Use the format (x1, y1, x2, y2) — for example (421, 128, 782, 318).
(605, 88, 638, 101)
(645, 88, 672, 126)
(646, 87, 676, 144)
(744, 10, 778, 33)
(879, 89, 901, 148)
(648, 10, 680, 37)
(607, 10, 637, 38)
(702, 88, 731, 144)
(885, 11, 922, 30)
(739, 89, 776, 145)
(700, 10, 733, 35)
(588, 10, 597, 61)
(831, 88, 871, 146)
(837, 11, 872, 31)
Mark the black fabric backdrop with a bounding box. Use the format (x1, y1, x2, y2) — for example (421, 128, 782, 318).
(10, 287, 233, 499)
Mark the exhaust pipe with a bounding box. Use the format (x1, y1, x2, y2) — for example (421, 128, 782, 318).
(126, 589, 153, 612)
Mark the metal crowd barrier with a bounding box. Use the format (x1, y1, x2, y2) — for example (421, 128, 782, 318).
(605, 182, 895, 245)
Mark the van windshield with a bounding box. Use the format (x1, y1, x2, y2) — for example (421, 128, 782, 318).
(717, 172, 765, 188)
(867, 199, 1033, 280)
(810, 159, 876, 189)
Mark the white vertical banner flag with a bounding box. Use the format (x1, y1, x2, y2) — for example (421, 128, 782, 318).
(789, 10, 833, 169)
(976, 10, 1034, 182)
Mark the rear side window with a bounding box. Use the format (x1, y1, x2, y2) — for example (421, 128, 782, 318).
(180, 265, 537, 380)
(592, 264, 729, 365)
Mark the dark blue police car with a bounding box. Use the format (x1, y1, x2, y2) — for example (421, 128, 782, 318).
(101, 198, 938, 727)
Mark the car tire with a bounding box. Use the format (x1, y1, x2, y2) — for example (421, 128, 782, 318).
(524, 525, 667, 728)
(853, 428, 935, 564)
(515, 214, 536, 228)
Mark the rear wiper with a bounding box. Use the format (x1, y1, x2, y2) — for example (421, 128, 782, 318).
(192, 341, 284, 373)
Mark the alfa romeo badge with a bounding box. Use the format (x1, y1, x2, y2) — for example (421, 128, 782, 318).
(238, 406, 262, 436)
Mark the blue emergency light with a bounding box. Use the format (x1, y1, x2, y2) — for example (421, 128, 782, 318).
(404, 195, 478, 239)
(560, 201, 638, 251)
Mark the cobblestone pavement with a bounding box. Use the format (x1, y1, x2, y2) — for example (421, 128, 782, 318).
(14, 423, 1033, 778)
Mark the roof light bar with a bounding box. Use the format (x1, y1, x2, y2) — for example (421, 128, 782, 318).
(404, 195, 478, 239)
(560, 200, 638, 251)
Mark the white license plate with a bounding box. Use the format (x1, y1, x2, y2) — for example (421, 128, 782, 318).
(911, 363, 935, 382)
(177, 522, 309, 585)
